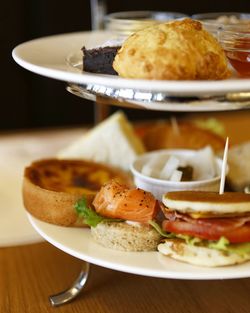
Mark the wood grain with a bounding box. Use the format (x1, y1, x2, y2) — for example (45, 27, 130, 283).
(1, 242, 250, 313)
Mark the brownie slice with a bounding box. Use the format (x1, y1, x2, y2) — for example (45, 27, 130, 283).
(82, 46, 120, 75)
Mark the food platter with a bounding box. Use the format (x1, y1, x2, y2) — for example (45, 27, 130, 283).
(29, 214, 250, 280)
(12, 31, 250, 111)
(11, 29, 250, 280)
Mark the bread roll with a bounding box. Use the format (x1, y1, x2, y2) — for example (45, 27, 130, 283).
(113, 19, 231, 80)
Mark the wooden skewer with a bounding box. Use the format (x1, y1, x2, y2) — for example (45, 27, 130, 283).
(219, 137, 229, 195)
(170, 116, 180, 136)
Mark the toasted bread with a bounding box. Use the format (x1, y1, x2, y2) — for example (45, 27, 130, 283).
(23, 159, 132, 226)
(162, 191, 250, 216)
(91, 222, 161, 251)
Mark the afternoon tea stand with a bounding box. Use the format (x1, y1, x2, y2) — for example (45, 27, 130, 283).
(12, 26, 250, 306)
(46, 83, 250, 306)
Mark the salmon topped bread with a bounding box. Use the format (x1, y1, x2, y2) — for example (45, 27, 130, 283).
(76, 180, 161, 251)
(92, 180, 158, 223)
(23, 159, 132, 227)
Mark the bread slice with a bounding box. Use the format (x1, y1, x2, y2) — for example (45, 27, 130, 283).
(226, 141, 250, 191)
(91, 222, 161, 251)
(158, 239, 250, 267)
(58, 111, 145, 171)
(23, 159, 132, 227)
(162, 191, 250, 216)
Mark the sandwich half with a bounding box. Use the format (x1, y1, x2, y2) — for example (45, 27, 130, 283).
(157, 191, 250, 267)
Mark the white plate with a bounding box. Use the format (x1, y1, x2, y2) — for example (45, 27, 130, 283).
(28, 214, 250, 280)
(0, 128, 83, 247)
(12, 31, 250, 97)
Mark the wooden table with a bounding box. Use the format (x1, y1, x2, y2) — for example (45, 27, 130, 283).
(1, 110, 250, 313)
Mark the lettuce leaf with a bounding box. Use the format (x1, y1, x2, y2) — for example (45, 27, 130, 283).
(74, 197, 123, 227)
(150, 220, 250, 256)
(149, 220, 202, 244)
(207, 236, 230, 250)
(208, 237, 250, 256)
(149, 220, 175, 238)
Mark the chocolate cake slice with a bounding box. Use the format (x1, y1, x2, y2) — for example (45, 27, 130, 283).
(82, 46, 120, 75)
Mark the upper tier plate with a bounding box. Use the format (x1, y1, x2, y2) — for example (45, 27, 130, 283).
(29, 214, 250, 280)
(12, 31, 250, 97)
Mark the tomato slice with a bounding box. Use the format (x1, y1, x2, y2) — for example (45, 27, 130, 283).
(162, 219, 250, 243)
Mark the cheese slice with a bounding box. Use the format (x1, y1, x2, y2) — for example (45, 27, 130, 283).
(58, 111, 145, 171)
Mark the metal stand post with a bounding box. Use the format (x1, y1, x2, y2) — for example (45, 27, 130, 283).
(90, 0, 110, 125)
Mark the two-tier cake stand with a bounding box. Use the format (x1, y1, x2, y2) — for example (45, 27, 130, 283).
(12, 29, 250, 306)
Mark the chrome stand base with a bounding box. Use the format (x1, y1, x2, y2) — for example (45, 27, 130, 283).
(49, 262, 90, 307)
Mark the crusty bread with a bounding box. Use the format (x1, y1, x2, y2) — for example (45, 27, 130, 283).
(113, 19, 230, 80)
(23, 159, 132, 227)
(91, 222, 161, 251)
(162, 191, 250, 216)
(158, 239, 250, 267)
(142, 121, 225, 153)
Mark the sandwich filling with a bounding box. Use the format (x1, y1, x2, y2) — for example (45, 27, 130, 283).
(155, 192, 250, 258)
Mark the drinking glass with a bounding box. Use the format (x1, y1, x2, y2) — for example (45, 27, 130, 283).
(90, 0, 107, 30)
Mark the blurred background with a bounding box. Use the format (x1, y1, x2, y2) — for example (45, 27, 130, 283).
(2, 0, 250, 130)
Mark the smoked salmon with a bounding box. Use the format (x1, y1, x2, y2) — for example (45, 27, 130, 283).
(92, 180, 159, 223)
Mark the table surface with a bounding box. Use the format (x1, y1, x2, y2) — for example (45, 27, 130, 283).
(1, 110, 250, 313)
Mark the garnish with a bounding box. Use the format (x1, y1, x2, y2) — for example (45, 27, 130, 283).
(74, 197, 123, 227)
(149, 220, 175, 238)
(208, 236, 230, 250)
(150, 220, 250, 257)
(149, 220, 202, 244)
